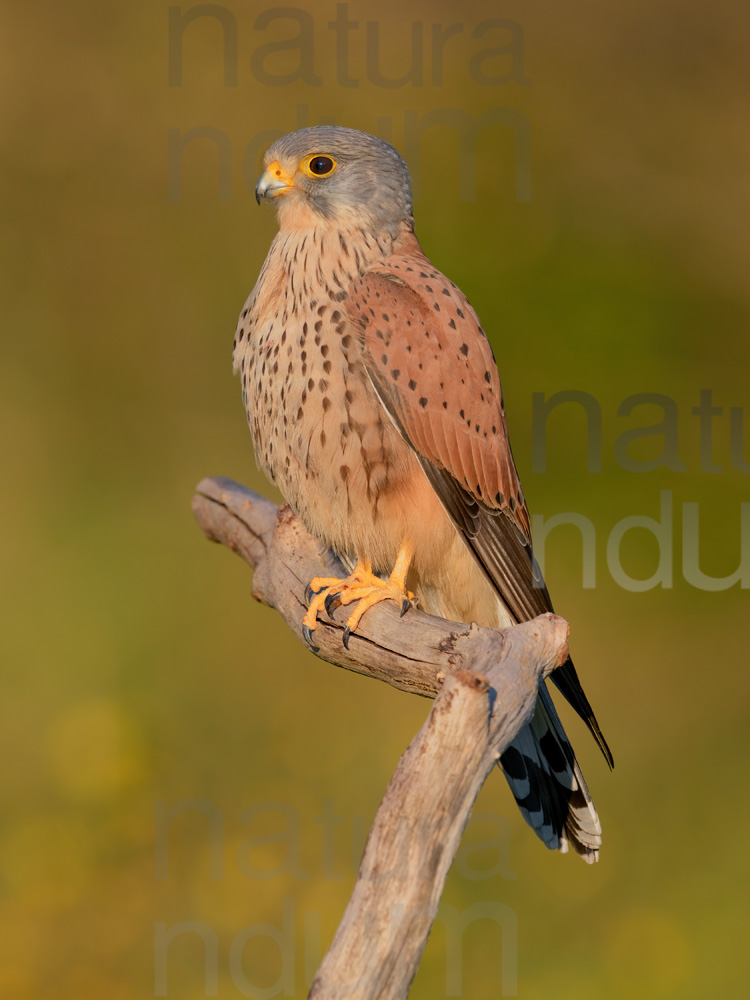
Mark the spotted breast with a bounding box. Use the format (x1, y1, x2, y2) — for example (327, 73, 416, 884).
(233, 226, 427, 569)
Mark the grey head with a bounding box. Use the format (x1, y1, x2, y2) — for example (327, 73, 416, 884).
(255, 126, 414, 235)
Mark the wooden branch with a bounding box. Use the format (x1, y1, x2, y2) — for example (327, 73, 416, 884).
(192, 476, 568, 698)
(192, 476, 569, 998)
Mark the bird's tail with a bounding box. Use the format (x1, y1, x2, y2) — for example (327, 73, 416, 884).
(500, 685, 602, 863)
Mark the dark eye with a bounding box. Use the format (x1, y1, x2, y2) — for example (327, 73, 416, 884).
(308, 155, 335, 177)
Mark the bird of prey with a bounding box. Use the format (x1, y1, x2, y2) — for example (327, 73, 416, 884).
(234, 125, 612, 862)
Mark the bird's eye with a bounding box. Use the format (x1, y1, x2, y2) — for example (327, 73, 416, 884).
(301, 154, 336, 178)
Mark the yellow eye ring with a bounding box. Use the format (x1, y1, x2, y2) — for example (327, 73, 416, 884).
(300, 154, 337, 179)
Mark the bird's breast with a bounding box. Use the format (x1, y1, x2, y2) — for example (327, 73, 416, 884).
(233, 228, 418, 565)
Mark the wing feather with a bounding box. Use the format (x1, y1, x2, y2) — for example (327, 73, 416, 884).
(346, 253, 612, 769)
(348, 261, 529, 531)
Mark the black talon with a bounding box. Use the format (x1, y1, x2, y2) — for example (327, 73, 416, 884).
(324, 592, 341, 617)
(302, 624, 319, 653)
(342, 626, 351, 649)
(400, 598, 410, 617)
(304, 583, 315, 605)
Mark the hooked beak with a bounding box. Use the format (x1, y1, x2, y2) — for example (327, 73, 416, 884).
(255, 161, 295, 205)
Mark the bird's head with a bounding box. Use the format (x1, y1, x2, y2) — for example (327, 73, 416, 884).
(255, 126, 414, 236)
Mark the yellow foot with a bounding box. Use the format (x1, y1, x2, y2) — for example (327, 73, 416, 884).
(302, 546, 414, 652)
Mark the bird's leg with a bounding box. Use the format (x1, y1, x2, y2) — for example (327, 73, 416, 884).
(302, 543, 414, 651)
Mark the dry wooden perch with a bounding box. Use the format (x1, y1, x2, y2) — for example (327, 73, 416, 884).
(192, 476, 570, 999)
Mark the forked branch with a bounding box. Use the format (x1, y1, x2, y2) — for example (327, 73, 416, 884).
(192, 476, 569, 998)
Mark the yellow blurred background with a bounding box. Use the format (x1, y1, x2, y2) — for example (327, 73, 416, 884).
(2, 1, 748, 997)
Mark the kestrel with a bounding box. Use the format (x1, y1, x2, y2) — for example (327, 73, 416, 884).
(234, 126, 612, 862)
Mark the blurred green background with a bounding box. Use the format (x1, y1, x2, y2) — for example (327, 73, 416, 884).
(2, 1, 748, 997)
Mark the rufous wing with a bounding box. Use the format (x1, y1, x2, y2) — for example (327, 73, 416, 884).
(346, 253, 613, 768)
(346, 255, 529, 534)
